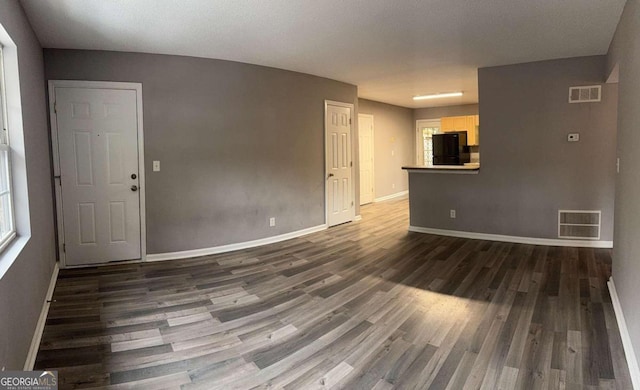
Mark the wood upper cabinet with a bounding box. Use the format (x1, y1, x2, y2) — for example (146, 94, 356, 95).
(440, 115, 479, 145)
(440, 116, 454, 132)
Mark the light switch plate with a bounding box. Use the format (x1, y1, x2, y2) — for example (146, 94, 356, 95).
(568, 133, 580, 142)
(153, 160, 160, 172)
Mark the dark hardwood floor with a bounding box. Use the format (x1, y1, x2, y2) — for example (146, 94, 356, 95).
(35, 198, 632, 389)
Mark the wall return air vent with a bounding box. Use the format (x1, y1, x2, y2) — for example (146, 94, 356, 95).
(558, 210, 601, 240)
(568, 85, 601, 103)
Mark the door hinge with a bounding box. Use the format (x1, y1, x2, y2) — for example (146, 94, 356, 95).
(351, 201, 354, 206)
(54, 101, 57, 113)
(350, 161, 353, 167)
(62, 243, 66, 252)
(349, 118, 352, 125)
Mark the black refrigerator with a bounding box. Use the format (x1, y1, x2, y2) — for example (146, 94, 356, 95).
(432, 132, 470, 165)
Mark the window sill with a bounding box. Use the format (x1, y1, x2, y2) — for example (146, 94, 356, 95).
(0, 234, 30, 280)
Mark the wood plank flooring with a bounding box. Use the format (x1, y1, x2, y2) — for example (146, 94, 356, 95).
(35, 198, 633, 389)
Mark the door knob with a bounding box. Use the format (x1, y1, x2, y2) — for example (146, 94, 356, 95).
(131, 185, 138, 192)
(327, 173, 334, 179)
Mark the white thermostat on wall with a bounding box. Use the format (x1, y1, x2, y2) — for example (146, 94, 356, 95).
(567, 133, 580, 142)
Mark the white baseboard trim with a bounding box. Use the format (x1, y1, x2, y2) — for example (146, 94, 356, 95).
(24, 262, 59, 370)
(354, 215, 362, 221)
(608, 277, 640, 389)
(147, 224, 328, 262)
(408, 226, 613, 248)
(374, 190, 408, 203)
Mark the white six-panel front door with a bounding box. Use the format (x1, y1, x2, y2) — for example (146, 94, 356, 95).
(326, 104, 353, 226)
(55, 87, 141, 265)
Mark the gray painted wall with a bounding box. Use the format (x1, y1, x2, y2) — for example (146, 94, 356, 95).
(408, 56, 617, 241)
(607, 0, 640, 365)
(44, 49, 358, 254)
(413, 104, 479, 121)
(358, 99, 413, 199)
(0, 0, 56, 369)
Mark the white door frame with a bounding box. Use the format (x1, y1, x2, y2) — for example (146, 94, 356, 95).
(324, 100, 355, 226)
(416, 119, 441, 165)
(48, 80, 146, 268)
(358, 113, 375, 205)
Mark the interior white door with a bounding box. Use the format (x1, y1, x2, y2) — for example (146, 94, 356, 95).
(326, 104, 353, 226)
(55, 87, 141, 265)
(358, 114, 374, 205)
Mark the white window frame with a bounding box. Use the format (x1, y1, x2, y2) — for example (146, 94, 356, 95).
(0, 45, 16, 253)
(0, 22, 32, 281)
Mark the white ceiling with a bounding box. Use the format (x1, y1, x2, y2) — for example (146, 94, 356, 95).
(20, 0, 625, 108)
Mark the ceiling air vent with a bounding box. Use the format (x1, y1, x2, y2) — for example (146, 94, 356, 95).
(568, 85, 601, 103)
(558, 210, 601, 240)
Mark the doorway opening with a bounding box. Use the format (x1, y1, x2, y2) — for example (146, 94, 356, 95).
(358, 114, 374, 205)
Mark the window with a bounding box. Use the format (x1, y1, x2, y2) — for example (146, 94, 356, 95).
(0, 46, 16, 251)
(0, 24, 30, 279)
(415, 119, 440, 166)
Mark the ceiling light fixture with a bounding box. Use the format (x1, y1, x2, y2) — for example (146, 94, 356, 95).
(413, 92, 463, 101)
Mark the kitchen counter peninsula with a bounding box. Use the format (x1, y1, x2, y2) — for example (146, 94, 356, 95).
(402, 164, 480, 174)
